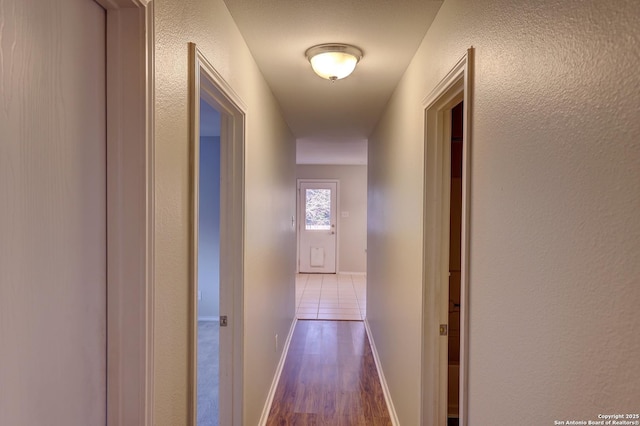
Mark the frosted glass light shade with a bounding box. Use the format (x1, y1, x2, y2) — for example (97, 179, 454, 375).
(306, 44, 363, 81)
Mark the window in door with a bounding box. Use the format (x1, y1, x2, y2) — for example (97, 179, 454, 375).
(305, 189, 332, 230)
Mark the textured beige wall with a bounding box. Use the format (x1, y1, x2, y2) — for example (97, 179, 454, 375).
(154, 0, 296, 424)
(296, 165, 368, 273)
(368, 0, 640, 424)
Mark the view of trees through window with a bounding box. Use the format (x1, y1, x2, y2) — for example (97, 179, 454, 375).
(305, 189, 331, 230)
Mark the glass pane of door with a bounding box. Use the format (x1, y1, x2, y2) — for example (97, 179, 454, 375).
(305, 188, 331, 230)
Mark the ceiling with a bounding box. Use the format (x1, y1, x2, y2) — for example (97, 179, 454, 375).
(222, 0, 443, 164)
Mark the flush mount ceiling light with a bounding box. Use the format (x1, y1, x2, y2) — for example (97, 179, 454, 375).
(305, 43, 363, 81)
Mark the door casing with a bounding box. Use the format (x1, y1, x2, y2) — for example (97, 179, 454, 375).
(100, 0, 156, 424)
(189, 42, 246, 426)
(421, 48, 473, 426)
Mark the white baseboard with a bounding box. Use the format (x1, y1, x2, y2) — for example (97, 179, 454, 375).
(364, 318, 399, 426)
(197, 316, 219, 322)
(258, 317, 298, 426)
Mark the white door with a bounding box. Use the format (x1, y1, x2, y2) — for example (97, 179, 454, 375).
(0, 0, 106, 424)
(298, 181, 338, 273)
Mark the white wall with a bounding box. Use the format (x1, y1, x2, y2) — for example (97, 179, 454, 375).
(297, 165, 368, 273)
(368, 0, 640, 424)
(154, 0, 296, 424)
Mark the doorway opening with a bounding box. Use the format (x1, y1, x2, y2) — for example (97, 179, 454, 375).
(295, 174, 367, 321)
(422, 48, 473, 426)
(196, 98, 222, 426)
(447, 101, 464, 425)
(189, 43, 245, 426)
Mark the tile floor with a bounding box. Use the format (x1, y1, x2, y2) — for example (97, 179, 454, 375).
(295, 273, 366, 321)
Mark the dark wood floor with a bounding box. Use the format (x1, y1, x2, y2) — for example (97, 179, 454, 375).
(266, 320, 392, 426)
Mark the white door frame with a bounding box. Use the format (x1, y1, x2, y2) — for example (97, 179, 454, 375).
(99, 0, 156, 425)
(296, 179, 340, 274)
(421, 48, 473, 426)
(189, 43, 246, 426)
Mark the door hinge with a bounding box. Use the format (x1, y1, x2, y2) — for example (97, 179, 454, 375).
(220, 315, 228, 327)
(439, 324, 448, 336)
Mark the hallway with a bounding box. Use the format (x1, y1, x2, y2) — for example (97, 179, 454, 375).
(4, 1, 638, 425)
(266, 320, 391, 426)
